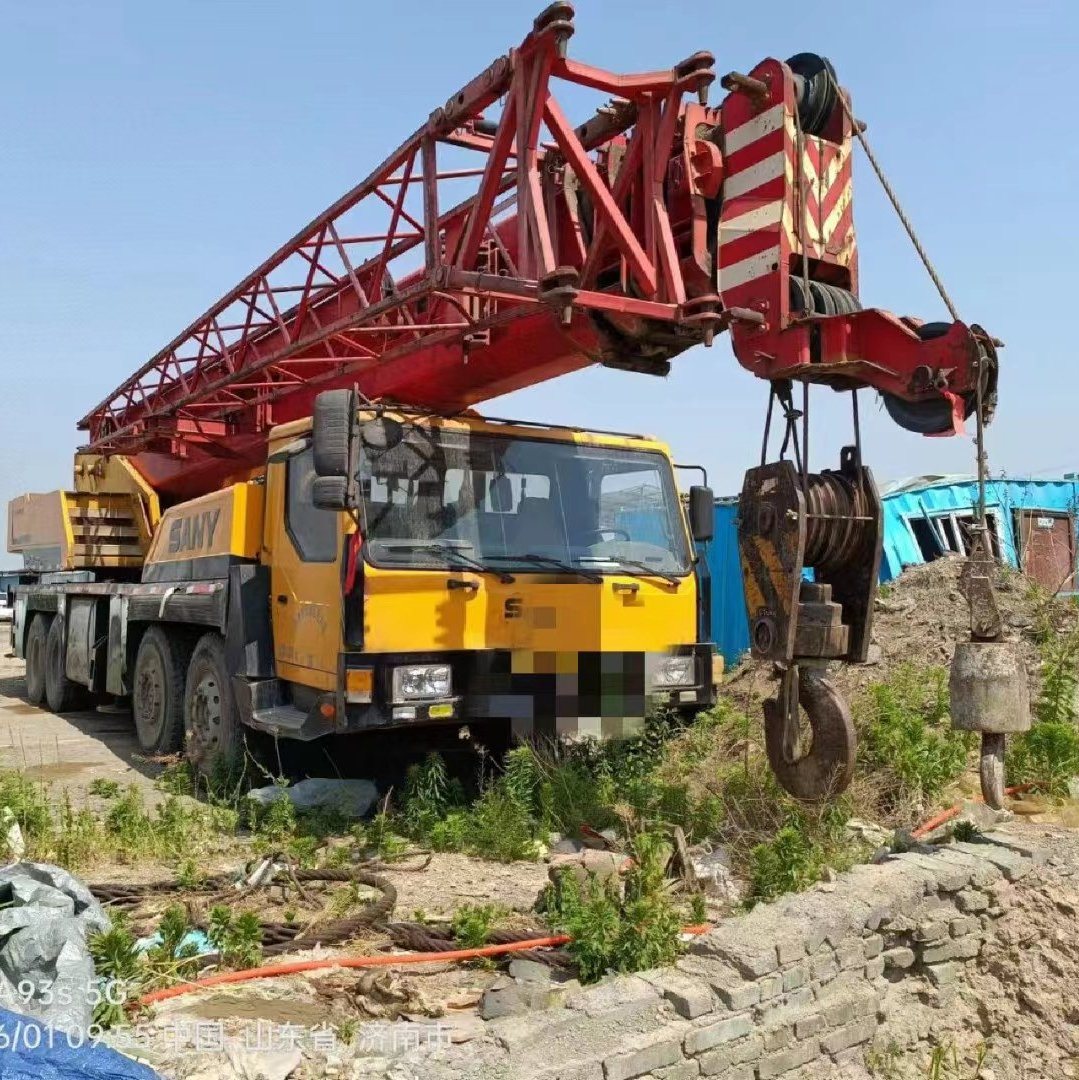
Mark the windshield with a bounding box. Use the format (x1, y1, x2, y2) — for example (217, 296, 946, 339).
(359, 425, 691, 576)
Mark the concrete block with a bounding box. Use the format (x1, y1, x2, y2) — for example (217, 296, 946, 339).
(569, 975, 661, 1017)
(820, 1016, 877, 1056)
(926, 962, 958, 987)
(763, 1025, 793, 1051)
(955, 888, 989, 914)
(757, 971, 783, 1002)
(775, 932, 808, 966)
(882, 946, 915, 970)
(950, 915, 980, 938)
(983, 830, 1050, 865)
(653, 1064, 701, 1080)
(951, 840, 1031, 882)
(604, 1030, 685, 1080)
(836, 938, 866, 970)
(715, 980, 760, 1012)
(641, 971, 716, 1020)
(893, 851, 969, 892)
(757, 1038, 821, 1078)
(782, 963, 808, 992)
(912, 919, 950, 944)
(810, 951, 839, 984)
(685, 1013, 754, 1056)
(864, 906, 893, 932)
(510, 957, 558, 983)
(795, 1013, 824, 1039)
(711, 940, 779, 979)
(922, 934, 981, 965)
(697, 1034, 762, 1075)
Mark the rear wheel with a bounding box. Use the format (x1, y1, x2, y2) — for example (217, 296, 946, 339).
(44, 614, 90, 714)
(24, 613, 51, 706)
(184, 633, 241, 778)
(133, 626, 192, 754)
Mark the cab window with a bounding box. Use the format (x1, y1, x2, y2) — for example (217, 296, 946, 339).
(285, 446, 338, 562)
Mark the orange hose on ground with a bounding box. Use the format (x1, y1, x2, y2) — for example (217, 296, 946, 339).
(138, 926, 712, 1008)
(911, 783, 1032, 840)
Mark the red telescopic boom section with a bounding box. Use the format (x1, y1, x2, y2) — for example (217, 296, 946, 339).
(79, 3, 995, 499)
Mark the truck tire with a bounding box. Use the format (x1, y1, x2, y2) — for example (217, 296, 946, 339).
(184, 632, 241, 778)
(133, 625, 192, 755)
(44, 614, 90, 714)
(25, 613, 51, 706)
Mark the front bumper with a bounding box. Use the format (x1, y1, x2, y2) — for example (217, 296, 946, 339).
(340, 644, 716, 739)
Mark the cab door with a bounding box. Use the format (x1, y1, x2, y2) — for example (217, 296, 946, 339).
(264, 441, 343, 689)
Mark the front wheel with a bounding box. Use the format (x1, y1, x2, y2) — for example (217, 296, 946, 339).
(184, 633, 241, 778)
(133, 625, 192, 754)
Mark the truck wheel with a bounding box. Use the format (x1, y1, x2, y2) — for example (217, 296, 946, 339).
(25, 613, 51, 706)
(184, 633, 241, 778)
(44, 615, 90, 714)
(133, 625, 192, 754)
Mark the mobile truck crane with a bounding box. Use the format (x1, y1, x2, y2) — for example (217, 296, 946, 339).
(7, 5, 1003, 800)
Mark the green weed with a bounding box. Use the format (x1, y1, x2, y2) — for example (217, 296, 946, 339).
(541, 829, 682, 983)
(451, 903, 503, 949)
(858, 663, 974, 811)
(1007, 720, 1079, 796)
(207, 905, 262, 969)
(88, 778, 121, 799)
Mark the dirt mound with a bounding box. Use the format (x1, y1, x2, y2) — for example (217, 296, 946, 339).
(721, 556, 1076, 712)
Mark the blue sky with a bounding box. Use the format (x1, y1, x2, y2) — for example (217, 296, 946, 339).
(2, 1, 1075, 556)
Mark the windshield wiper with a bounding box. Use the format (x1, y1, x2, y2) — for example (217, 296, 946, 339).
(603, 557, 681, 587)
(489, 553, 602, 584)
(378, 540, 515, 583)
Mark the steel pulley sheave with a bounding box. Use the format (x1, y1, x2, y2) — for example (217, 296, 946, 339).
(789, 279, 991, 436)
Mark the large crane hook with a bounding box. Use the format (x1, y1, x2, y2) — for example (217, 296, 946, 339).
(738, 403, 883, 802)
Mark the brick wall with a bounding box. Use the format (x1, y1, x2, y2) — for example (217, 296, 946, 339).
(360, 826, 1047, 1079)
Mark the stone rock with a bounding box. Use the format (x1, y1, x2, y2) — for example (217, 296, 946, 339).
(846, 818, 892, 847)
(245, 777, 377, 818)
(691, 847, 743, 903)
(509, 957, 556, 984)
(954, 799, 1013, 832)
(548, 849, 632, 884)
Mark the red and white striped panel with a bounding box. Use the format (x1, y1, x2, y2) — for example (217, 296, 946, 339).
(799, 135, 854, 266)
(717, 74, 856, 315)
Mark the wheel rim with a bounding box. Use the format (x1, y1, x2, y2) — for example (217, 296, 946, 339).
(187, 668, 224, 768)
(134, 650, 166, 746)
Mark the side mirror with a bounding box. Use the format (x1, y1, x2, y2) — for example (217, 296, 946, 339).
(688, 485, 714, 543)
(361, 416, 404, 452)
(313, 389, 358, 478)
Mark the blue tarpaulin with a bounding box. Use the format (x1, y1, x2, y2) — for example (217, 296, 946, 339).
(0, 1005, 159, 1079)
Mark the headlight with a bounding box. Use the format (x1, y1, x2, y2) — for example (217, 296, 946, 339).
(393, 664, 452, 701)
(652, 655, 695, 688)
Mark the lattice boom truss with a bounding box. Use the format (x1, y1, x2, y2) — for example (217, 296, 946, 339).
(79, 2, 993, 497)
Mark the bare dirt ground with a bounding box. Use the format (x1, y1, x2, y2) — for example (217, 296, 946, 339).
(0, 651, 164, 801)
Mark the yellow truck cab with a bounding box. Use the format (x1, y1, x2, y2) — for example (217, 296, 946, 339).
(12, 396, 716, 775)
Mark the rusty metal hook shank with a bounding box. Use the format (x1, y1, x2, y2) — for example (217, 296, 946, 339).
(763, 667, 856, 802)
